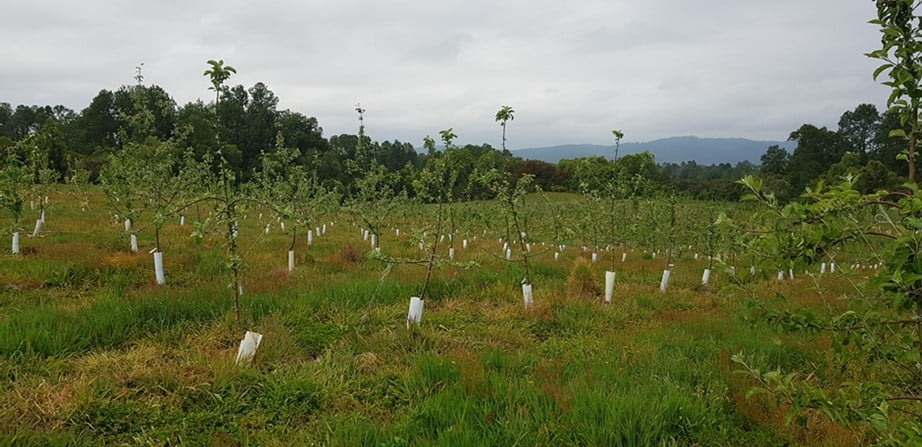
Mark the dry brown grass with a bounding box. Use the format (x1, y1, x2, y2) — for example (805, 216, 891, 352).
(0, 377, 77, 431)
(451, 349, 487, 396)
(354, 352, 380, 373)
(331, 244, 360, 266)
(565, 257, 601, 300)
(100, 251, 144, 269)
(536, 359, 571, 413)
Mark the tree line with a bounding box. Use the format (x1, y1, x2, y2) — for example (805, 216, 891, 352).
(0, 77, 911, 202)
(0, 81, 656, 201)
(755, 103, 908, 201)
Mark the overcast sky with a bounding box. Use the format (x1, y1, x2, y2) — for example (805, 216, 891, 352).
(0, 0, 892, 149)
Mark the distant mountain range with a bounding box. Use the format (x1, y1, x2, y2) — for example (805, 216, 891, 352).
(512, 136, 797, 165)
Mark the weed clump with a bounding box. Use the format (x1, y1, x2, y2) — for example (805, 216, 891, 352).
(332, 244, 360, 266)
(566, 258, 600, 300)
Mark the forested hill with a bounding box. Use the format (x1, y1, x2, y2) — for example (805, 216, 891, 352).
(513, 136, 798, 164)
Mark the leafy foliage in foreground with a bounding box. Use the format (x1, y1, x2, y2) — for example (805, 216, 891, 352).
(736, 175, 922, 445)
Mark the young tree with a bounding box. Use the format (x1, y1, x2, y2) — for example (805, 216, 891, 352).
(355, 103, 367, 165)
(0, 153, 29, 253)
(612, 129, 624, 161)
(409, 130, 460, 300)
(197, 59, 266, 328)
(18, 136, 60, 237)
(867, 0, 922, 181)
(99, 144, 148, 249)
(495, 105, 515, 151)
(480, 168, 540, 304)
(251, 134, 335, 271)
(64, 160, 93, 211)
(349, 162, 403, 252)
(101, 137, 201, 286)
(203, 59, 237, 113)
(140, 140, 199, 254)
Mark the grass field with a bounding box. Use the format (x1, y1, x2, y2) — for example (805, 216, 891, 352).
(0, 189, 870, 446)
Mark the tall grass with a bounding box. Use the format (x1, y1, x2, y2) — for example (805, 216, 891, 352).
(0, 288, 228, 358)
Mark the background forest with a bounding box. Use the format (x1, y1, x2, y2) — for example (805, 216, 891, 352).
(0, 79, 909, 201)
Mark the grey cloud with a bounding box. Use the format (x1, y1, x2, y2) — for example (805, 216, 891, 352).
(0, 0, 893, 149)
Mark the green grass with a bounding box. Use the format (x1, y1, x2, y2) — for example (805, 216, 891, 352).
(0, 288, 228, 358)
(0, 188, 872, 445)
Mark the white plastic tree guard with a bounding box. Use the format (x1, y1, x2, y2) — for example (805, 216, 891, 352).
(604, 271, 616, 303)
(153, 251, 165, 285)
(407, 296, 424, 328)
(659, 269, 671, 292)
(235, 331, 263, 365)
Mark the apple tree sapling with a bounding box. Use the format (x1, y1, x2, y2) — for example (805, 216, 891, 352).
(480, 169, 541, 307)
(0, 153, 30, 254)
(250, 134, 336, 272)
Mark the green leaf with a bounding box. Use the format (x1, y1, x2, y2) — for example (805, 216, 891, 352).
(873, 63, 893, 79)
(745, 387, 769, 400)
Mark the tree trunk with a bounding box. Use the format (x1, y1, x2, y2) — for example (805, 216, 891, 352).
(419, 200, 443, 301)
(508, 195, 531, 285)
(609, 196, 616, 272)
(910, 108, 917, 183)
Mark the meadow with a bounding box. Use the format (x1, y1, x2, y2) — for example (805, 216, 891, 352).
(0, 188, 873, 446)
